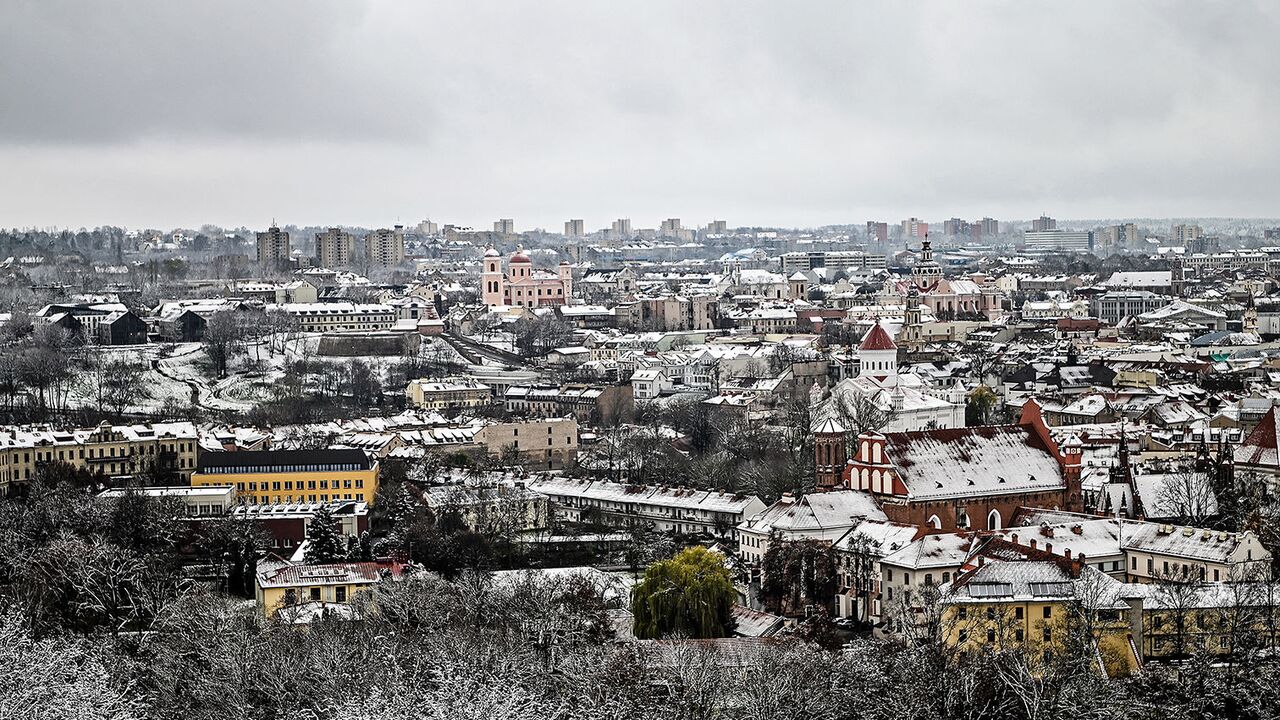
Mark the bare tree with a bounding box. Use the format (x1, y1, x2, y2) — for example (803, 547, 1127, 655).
(1155, 466, 1218, 526)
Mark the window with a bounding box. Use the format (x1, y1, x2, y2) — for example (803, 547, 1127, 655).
(335, 586, 347, 603)
(1043, 606, 1052, 619)
(1015, 607, 1024, 619)
(987, 629, 995, 643)
(958, 630, 968, 643)
(310, 587, 321, 601)
(985, 607, 996, 621)
(957, 607, 967, 620)
(1042, 627, 1051, 641)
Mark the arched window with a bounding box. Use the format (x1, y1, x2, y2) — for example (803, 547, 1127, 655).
(871, 470, 882, 494)
(927, 515, 942, 530)
(987, 509, 1002, 531)
(861, 441, 870, 462)
(956, 511, 970, 529)
(872, 443, 882, 464)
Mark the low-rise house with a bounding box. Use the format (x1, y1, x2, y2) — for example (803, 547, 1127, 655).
(405, 378, 492, 412)
(630, 368, 673, 400)
(737, 490, 886, 567)
(0, 421, 199, 492)
(269, 302, 397, 332)
(833, 519, 920, 622)
(98, 485, 237, 517)
(878, 532, 975, 636)
(1122, 522, 1270, 583)
(254, 558, 410, 621)
(421, 482, 550, 534)
(504, 383, 634, 424)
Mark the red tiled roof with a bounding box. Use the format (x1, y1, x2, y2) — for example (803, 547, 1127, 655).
(860, 323, 897, 351)
(1235, 406, 1280, 467)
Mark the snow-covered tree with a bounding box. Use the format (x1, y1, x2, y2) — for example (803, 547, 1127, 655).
(304, 505, 347, 565)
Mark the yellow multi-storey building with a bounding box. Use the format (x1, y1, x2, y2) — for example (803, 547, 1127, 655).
(192, 448, 379, 506)
(942, 559, 1142, 677)
(0, 421, 199, 491)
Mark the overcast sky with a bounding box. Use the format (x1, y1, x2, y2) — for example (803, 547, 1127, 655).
(2, 1, 1278, 231)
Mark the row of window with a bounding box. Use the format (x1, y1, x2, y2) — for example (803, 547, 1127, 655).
(206, 463, 365, 475)
(958, 626, 1051, 643)
(242, 493, 358, 504)
(234, 479, 364, 492)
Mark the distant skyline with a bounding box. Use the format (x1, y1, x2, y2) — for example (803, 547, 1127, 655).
(2, 1, 1278, 229)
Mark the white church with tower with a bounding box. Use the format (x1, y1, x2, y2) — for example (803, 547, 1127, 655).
(814, 322, 966, 432)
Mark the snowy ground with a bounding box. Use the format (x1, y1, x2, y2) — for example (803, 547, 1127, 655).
(63, 334, 471, 417)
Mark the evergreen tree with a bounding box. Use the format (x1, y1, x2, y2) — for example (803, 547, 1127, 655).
(631, 546, 735, 639)
(304, 505, 347, 565)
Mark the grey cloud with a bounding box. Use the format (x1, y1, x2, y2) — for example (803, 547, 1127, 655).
(0, 1, 1277, 229)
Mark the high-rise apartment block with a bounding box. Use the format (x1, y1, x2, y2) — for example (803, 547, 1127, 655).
(1173, 224, 1203, 246)
(612, 218, 632, 237)
(564, 219, 585, 237)
(365, 226, 406, 268)
(978, 217, 999, 238)
(866, 221, 889, 244)
(314, 228, 354, 268)
(660, 218, 682, 235)
(901, 217, 928, 240)
(256, 225, 291, 266)
(943, 218, 971, 238)
(1032, 215, 1057, 232)
(707, 219, 728, 234)
(494, 218, 515, 234)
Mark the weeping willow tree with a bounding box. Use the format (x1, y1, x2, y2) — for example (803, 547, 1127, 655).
(631, 546, 735, 639)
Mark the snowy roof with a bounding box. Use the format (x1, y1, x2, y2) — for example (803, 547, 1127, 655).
(881, 532, 974, 570)
(881, 425, 1064, 501)
(256, 560, 409, 590)
(948, 561, 1128, 608)
(833, 520, 919, 557)
(859, 323, 897, 351)
(1234, 406, 1280, 468)
(1122, 523, 1262, 565)
(528, 477, 762, 515)
(1103, 271, 1173, 288)
(741, 490, 886, 534)
(1000, 517, 1125, 560)
(1138, 300, 1226, 322)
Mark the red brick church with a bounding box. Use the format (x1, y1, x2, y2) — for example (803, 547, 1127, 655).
(814, 399, 1082, 533)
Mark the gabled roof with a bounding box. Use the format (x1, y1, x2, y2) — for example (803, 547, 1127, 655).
(1234, 405, 1280, 468)
(881, 425, 1064, 501)
(859, 323, 897, 351)
(742, 490, 886, 534)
